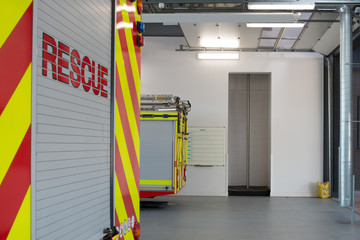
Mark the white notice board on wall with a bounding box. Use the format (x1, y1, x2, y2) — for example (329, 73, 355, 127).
(187, 127, 225, 166)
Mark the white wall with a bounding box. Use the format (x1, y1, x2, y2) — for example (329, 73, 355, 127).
(141, 37, 323, 197)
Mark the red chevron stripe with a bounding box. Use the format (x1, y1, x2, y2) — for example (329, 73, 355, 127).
(0, 4, 32, 116)
(115, 67, 140, 184)
(116, 7, 140, 132)
(115, 139, 138, 223)
(115, 209, 120, 227)
(0, 127, 31, 239)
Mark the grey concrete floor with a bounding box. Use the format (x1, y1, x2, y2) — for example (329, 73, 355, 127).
(140, 196, 360, 240)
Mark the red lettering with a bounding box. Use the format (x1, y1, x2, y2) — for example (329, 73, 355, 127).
(92, 63, 101, 95)
(100, 65, 108, 98)
(70, 50, 81, 88)
(42, 33, 57, 80)
(81, 56, 91, 92)
(58, 42, 70, 84)
(41, 32, 109, 98)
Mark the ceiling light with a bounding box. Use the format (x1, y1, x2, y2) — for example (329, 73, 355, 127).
(198, 53, 239, 60)
(200, 38, 239, 48)
(246, 23, 305, 28)
(157, 108, 177, 111)
(248, 2, 315, 10)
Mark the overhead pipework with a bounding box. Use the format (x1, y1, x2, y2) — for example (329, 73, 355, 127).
(142, 0, 355, 14)
(143, 0, 357, 53)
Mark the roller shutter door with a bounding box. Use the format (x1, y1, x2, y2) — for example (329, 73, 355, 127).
(33, 1, 113, 239)
(140, 120, 175, 190)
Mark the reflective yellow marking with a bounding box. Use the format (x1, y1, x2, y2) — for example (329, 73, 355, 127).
(174, 125, 178, 193)
(140, 180, 173, 186)
(140, 118, 178, 121)
(116, 32, 140, 163)
(141, 112, 177, 116)
(0, 64, 31, 185)
(114, 175, 136, 240)
(0, 0, 32, 48)
(7, 186, 30, 240)
(115, 101, 139, 220)
(121, 7, 141, 95)
(140, 188, 174, 191)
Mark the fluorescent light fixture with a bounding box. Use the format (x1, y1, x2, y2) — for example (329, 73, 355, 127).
(248, 2, 315, 10)
(200, 38, 239, 48)
(158, 108, 177, 111)
(198, 53, 239, 60)
(247, 23, 305, 28)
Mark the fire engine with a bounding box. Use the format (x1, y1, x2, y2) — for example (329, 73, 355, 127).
(139, 95, 191, 198)
(0, 0, 142, 239)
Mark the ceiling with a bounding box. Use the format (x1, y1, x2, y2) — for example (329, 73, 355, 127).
(141, 1, 360, 55)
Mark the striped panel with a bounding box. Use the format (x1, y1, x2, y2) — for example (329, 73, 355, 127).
(115, 0, 141, 239)
(0, 2, 32, 240)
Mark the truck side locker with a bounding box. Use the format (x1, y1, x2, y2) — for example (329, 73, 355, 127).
(139, 95, 191, 198)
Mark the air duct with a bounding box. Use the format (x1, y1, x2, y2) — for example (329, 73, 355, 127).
(339, 4, 353, 207)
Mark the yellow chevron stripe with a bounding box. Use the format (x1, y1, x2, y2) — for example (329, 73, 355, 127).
(114, 175, 136, 240)
(0, 64, 31, 185)
(7, 186, 31, 240)
(121, 9, 141, 96)
(115, 101, 140, 220)
(116, 32, 140, 163)
(140, 180, 173, 186)
(174, 124, 178, 193)
(0, 0, 32, 48)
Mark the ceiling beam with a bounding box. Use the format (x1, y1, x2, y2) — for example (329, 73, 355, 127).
(274, 28, 285, 51)
(143, 12, 298, 23)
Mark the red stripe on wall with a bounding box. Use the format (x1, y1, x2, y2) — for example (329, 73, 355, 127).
(0, 127, 31, 240)
(115, 68, 139, 184)
(115, 139, 138, 223)
(116, 9, 140, 132)
(0, 4, 32, 116)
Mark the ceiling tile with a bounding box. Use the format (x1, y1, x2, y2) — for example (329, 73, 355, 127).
(294, 12, 339, 50)
(261, 28, 281, 38)
(277, 39, 296, 49)
(282, 28, 303, 39)
(259, 39, 276, 48)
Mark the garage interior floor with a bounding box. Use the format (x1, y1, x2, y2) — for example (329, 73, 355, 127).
(140, 196, 360, 240)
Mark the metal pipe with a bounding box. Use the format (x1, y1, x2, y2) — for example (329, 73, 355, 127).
(351, 175, 355, 224)
(339, 4, 353, 207)
(246, 74, 250, 189)
(327, 56, 333, 196)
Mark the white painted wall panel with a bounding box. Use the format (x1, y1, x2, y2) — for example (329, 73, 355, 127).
(141, 37, 323, 197)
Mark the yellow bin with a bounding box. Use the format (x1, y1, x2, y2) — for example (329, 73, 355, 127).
(317, 181, 330, 198)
